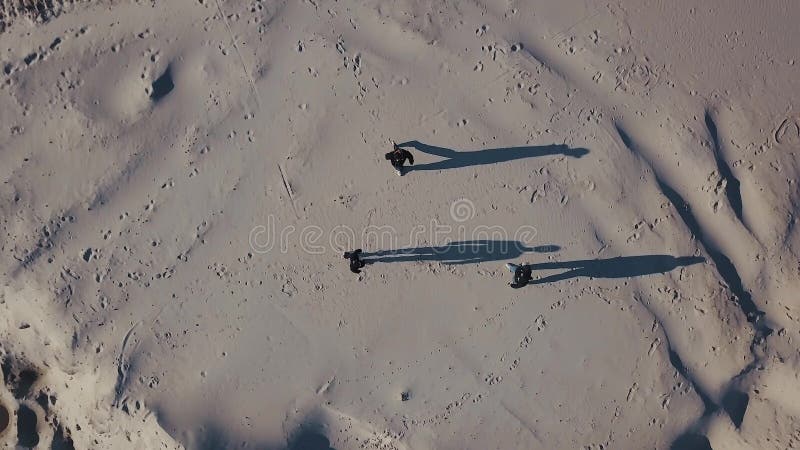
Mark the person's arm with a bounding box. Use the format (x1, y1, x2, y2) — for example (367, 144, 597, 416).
(385, 152, 392, 160)
(406, 150, 414, 165)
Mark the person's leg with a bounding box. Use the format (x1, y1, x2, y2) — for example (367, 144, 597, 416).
(522, 267, 533, 284)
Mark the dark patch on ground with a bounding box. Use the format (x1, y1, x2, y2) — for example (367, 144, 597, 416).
(13, 369, 38, 399)
(51, 421, 75, 450)
(722, 389, 749, 428)
(0, 401, 9, 435)
(670, 433, 713, 450)
(17, 404, 39, 448)
(288, 430, 336, 450)
(150, 66, 174, 101)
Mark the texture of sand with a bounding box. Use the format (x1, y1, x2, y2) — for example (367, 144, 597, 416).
(1, 0, 799, 449)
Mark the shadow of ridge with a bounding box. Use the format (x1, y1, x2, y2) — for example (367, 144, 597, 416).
(722, 389, 749, 429)
(670, 433, 713, 450)
(153, 405, 338, 450)
(17, 404, 39, 448)
(398, 140, 589, 171)
(150, 65, 174, 102)
(153, 411, 284, 450)
(287, 427, 336, 450)
(528, 255, 705, 284)
(364, 240, 535, 265)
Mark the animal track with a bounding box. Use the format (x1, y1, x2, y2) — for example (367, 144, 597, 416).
(484, 373, 502, 386)
(333, 193, 357, 209)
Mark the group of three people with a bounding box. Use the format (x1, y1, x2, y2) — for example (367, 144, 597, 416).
(345, 142, 533, 287)
(343, 249, 533, 288)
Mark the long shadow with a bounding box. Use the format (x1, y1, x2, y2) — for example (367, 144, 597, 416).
(398, 140, 589, 172)
(364, 240, 559, 265)
(526, 255, 705, 284)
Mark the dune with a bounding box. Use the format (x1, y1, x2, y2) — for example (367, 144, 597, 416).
(1, 0, 799, 449)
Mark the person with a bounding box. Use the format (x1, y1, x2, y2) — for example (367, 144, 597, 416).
(344, 249, 366, 274)
(385, 142, 414, 176)
(506, 262, 532, 288)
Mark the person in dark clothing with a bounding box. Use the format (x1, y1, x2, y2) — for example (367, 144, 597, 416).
(344, 249, 366, 274)
(506, 263, 532, 288)
(385, 142, 414, 176)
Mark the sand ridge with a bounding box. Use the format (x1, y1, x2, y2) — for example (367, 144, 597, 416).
(1, 0, 799, 449)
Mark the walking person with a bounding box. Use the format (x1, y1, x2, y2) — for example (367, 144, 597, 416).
(385, 141, 414, 176)
(506, 262, 532, 288)
(344, 249, 366, 274)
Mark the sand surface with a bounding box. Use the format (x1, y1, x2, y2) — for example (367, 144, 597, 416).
(1, 0, 799, 449)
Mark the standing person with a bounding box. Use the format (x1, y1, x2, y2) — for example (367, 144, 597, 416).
(385, 141, 414, 176)
(506, 262, 532, 288)
(344, 249, 366, 274)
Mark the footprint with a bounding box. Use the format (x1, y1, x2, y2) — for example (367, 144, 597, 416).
(647, 338, 661, 356)
(626, 382, 638, 402)
(336, 37, 345, 54)
(484, 373, 502, 386)
(774, 117, 800, 145)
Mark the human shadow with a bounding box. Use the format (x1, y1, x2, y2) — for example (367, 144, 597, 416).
(525, 255, 705, 284)
(398, 140, 589, 172)
(363, 240, 559, 265)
